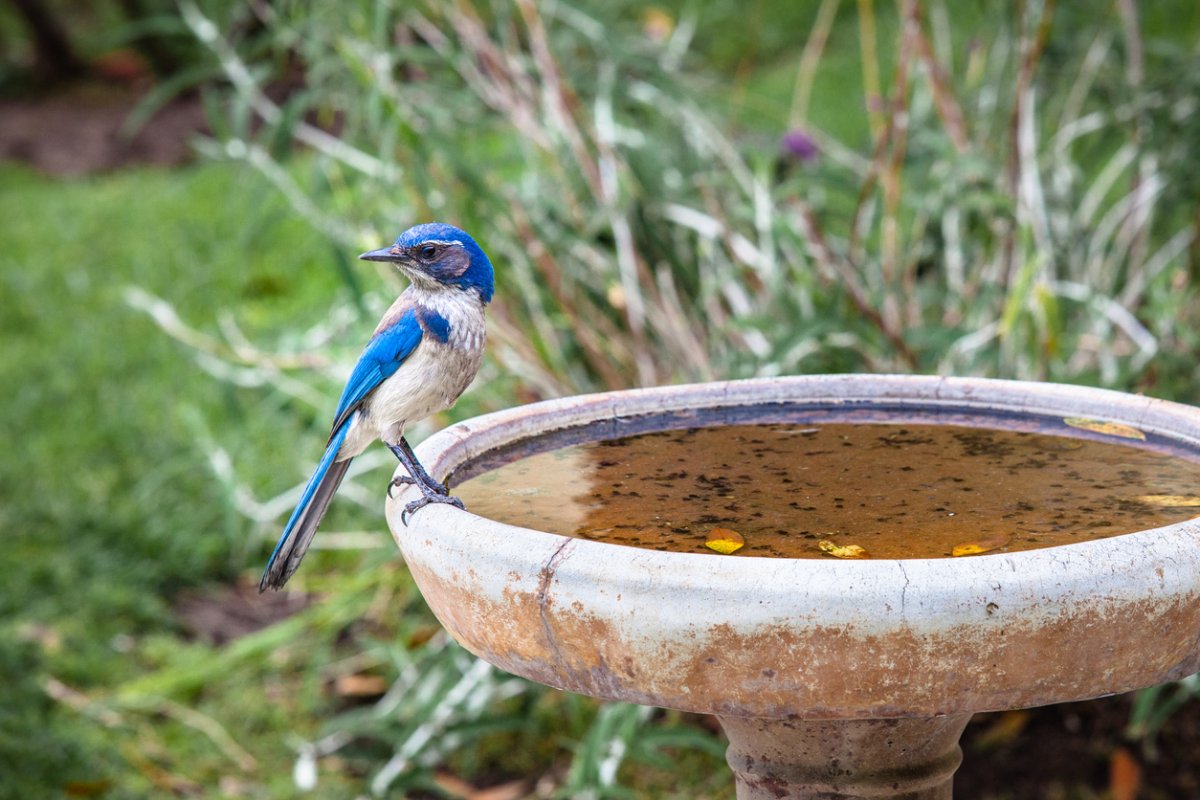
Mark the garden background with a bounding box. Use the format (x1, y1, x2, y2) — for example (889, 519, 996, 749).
(3, 0, 1200, 797)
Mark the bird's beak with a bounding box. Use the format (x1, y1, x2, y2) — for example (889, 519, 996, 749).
(359, 245, 406, 262)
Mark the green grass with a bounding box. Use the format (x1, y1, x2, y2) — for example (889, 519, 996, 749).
(0, 162, 368, 797)
(0, 160, 343, 610)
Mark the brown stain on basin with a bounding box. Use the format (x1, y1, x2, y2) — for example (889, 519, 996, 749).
(402, 534, 1200, 719)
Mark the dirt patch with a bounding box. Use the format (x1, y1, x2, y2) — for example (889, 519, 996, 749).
(957, 695, 1200, 799)
(0, 81, 208, 176)
(174, 578, 314, 646)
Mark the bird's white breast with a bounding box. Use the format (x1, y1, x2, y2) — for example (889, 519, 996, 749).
(339, 288, 487, 458)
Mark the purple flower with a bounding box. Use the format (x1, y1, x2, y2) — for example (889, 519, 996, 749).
(780, 128, 819, 163)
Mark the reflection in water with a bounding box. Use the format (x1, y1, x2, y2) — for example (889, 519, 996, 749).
(459, 446, 596, 534)
(455, 422, 1200, 559)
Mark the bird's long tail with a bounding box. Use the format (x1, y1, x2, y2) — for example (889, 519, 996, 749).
(259, 419, 353, 592)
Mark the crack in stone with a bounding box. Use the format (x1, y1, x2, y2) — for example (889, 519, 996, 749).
(536, 537, 576, 666)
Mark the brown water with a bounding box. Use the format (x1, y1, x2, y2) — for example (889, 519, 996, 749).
(454, 422, 1200, 559)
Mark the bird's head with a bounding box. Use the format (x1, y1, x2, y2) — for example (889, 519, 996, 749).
(359, 222, 494, 303)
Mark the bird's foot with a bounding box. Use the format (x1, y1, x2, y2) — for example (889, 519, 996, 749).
(388, 473, 449, 499)
(400, 492, 465, 525)
(387, 474, 416, 499)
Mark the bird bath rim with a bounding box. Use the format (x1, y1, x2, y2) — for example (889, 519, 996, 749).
(386, 375, 1200, 721)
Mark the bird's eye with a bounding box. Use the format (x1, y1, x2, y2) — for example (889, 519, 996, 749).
(419, 244, 438, 259)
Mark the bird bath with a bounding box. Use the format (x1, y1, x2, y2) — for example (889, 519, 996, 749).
(385, 375, 1200, 799)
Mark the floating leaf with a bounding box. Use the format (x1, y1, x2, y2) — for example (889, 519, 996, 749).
(951, 534, 1011, 557)
(1063, 417, 1145, 440)
(1033, 435, 1084, 452)
(705, 527, 744, 555)
(1135, 494, 1200, 507)
(818, 540, 869, 559)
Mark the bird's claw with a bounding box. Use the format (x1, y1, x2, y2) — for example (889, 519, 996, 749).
(400, 493, 465, 526)
(388, 474, 417, 499)
(388, 474, 449, 499)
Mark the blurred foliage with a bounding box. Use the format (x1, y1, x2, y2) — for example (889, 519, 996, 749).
(179, 0, 1200, 399)
(0, 162, 343, 798)
(6, 0, 1200, 798)
(0, 0, 236, 89)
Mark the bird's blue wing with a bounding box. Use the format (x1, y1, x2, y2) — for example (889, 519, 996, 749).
(259, 420, 353, 590)
(260, 309, 423, 591)
(329, 308, 424, 436)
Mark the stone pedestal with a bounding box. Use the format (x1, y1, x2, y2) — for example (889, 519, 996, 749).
(720, 715, 972, 800)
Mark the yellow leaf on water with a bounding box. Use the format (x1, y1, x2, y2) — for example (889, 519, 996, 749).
(1062, 417, 1145, 440)
(1135, 494, 1200, 507)
(705, 527, 745, 555)
(818, 540, 869, 559)
(951, 534, 1011, 557)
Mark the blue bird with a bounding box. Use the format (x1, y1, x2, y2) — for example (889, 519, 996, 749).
(259, 222, 494, 592)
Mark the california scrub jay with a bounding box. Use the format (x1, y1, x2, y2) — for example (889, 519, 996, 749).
(259, 222, 494, 592)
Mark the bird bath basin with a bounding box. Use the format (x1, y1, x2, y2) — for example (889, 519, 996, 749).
(385, 375, 1200, 799)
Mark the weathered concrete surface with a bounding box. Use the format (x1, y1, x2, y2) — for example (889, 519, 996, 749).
(720, 714, 971, 799)
(387, 376, 1200, 797)
(389, 376, 1200, 719)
